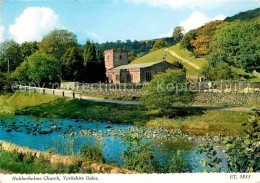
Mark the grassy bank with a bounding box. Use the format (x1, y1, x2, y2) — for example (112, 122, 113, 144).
(0, 91, 250, 131)
(0, 149, 88, 174)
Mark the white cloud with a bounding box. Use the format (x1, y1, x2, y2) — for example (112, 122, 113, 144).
(125, 0, 232, 9)
(0, 25, 4, 42)
(85, 31, 103, 43)
(180, 11, 226, 33)
(9, 7, 60, 44)
(211, 14, 226, 21)
(158, 28, 173, 38)
(158, 11, 226, 38)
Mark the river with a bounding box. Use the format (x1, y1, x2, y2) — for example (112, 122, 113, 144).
(0, 115, 227, 172)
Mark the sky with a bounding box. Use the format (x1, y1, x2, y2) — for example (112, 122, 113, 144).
(0, 0, 259, 44)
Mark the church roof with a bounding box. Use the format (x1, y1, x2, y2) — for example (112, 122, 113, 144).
(114, 61, 164, 70)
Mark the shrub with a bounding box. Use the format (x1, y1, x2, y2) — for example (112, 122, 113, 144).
(121, 134, 160, 173)
(167, 150, 193, 173)
(0, 73, 14, 93)
(222, 109, 260, 172)
(201, 62, 238, 80)
(153, 39, 168, 50)
(180, 29, 198, 52)
(141, 69, 194, 117)
(80, 139, 105, 163)
(198, 109, 260, 172)
(197, 142, 222, 172)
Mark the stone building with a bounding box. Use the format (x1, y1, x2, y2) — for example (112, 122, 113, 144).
(105, 49, 180, 84)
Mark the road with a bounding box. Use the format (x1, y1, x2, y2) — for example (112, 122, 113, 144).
(76, 95, 251, 111)
(17, 87, 252, 111)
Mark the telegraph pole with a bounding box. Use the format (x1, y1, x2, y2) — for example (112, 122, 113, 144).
(7, 57, 9, 74)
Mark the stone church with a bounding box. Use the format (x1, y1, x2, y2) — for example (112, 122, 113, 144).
(104, 49, 180, 84)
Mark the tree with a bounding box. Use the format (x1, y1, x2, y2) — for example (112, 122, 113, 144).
(96, 45, 104, 62)
(96, 45, 106, 82)
(190, 21, 223, 56)
(173, 26, 185, 42)
(20, 41, 39, 60)
(180, 29, 198, 51)
(62, 47, 83, 81)
(15, 51, 61, 84)
(0, 73, 14, 93)
(209, 21, 260, 72)
(83, 41, 96, 66)
(14, 61, 30, 81)
(153, 39, 168, 50)
(128, 52, 135, 62)
(201, 62, 238, 80)
(38, 29, 78, 60)
(0, 40, 22, 73)
(141, 69, 193, 117)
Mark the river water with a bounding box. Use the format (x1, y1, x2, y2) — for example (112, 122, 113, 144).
(0, 115, 227, 172)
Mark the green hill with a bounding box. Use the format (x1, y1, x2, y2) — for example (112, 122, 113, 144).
(130, 44, 209, 78)
(224, 8, 260, 22)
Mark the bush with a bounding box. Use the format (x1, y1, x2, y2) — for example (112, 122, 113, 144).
(167, 150, 193, 173)
(153, 39, 168, 50)
(0, 73, 14, 93)
(80, 139, 105, 163)
(180, 29, 198, 52)
(222, 110, 260, 172)
(201, 62, 238, 80)
(198, 110, 260, 172)
(141, 69, 194, 117)
(121, 134, 192, 173)
(121, 134, 161, 173)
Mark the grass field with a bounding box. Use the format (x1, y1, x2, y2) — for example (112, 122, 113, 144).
(129, 44, 258, 80)
(0, 91, 251, 132)
(168, 44, 208, 68)
(130, 45, 209, 77)
(0, 149, 87, 174)
(130, 48, 178, 64)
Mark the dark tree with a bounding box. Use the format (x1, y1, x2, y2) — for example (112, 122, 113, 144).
(62, 47, 83, 81)
(20, 41, 39, 60)
(0, 40, 22, 73)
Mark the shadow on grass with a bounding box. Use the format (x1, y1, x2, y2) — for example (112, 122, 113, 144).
(14, 96, 208, 125)
(15, 98, 152, 125)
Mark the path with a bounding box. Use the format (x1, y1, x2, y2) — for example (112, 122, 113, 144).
(75, 95, 251, 111)
(16, 86, 252, 111)
(80, 95, 141, 105)
(190, 105, 251, 112)
(166, 48, 201, 70)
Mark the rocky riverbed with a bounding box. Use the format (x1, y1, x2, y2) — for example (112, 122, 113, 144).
(0, 115, 228, 172)
(0, 115, 228, 144)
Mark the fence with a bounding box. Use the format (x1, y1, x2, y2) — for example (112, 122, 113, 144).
(15, 85, 82, 99)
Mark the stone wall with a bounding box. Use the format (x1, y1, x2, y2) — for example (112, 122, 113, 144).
(194, 92, 260, 105)
(0, 140, 136, 174)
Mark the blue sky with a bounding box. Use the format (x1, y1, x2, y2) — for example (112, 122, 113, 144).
(0, 0, 259, 44)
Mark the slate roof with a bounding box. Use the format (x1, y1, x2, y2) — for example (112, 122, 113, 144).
(114, 61, 163, 70)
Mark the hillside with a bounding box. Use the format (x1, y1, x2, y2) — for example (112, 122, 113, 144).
(130, 44, 209, 78)
(224, 8, 260, 22)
